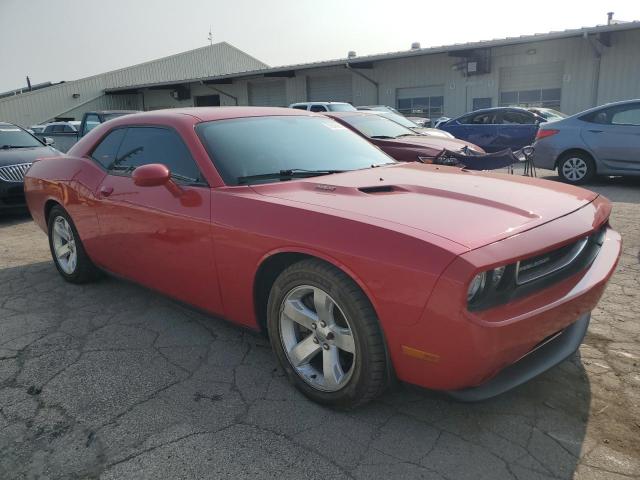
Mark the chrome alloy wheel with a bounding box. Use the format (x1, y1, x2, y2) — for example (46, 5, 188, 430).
(52, 216, 77, 275)
(562, 157, 588, 182)
(279, 285, 356, 392)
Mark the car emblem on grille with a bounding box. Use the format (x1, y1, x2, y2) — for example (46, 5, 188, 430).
(519, 256, 551, 272)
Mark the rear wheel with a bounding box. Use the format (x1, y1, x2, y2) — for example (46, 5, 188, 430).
(48, 205, 100, 283)
(558, 152, 595, 184)
(267, 259, 388, 408)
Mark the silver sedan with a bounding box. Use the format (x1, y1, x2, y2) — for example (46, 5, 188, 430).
(533, 99, 640, 184)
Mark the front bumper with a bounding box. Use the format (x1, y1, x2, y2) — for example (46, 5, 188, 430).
(447, 313, 590, 401)
(384, 200, 620, 397)
(0, 180, 27, 211)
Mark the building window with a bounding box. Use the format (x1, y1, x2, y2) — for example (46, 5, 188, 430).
(499, 88, 561, 109)
(472, 97, 492, 111)
(397, 96, 443, 119)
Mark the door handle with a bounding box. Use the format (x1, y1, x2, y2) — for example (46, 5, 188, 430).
(99, 186, 114, 197)
(588, 129, 603, 133)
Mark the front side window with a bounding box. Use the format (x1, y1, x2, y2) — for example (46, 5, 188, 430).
(463, 112, 497, 125)
(611, 105, 640, 126)
(109, 127, 203, 183)
(196, 116, 394, 185)
(0, 125, 42, 148)
(310, 105, 328, 112)
(499, 111, 536, 125)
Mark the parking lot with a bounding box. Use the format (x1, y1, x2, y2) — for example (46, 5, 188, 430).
(0, 170, 638, 480)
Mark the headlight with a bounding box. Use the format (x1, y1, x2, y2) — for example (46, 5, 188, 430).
(467, 265, 510, 308)
(467, 272, 486, 302)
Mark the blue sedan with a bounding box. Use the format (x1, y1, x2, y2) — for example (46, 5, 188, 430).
(438, 107, 559, 152)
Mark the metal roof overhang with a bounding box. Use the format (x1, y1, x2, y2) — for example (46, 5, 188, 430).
(105, 21, 639, 94)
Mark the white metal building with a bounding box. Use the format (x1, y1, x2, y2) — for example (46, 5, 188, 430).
(1, 22, 639, 127)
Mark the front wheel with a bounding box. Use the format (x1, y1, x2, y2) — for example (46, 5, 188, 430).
(48, 205, 100, 284)
(267, 259, 388, 408)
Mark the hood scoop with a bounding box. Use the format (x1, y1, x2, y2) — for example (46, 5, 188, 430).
(358, 185, 406, 195)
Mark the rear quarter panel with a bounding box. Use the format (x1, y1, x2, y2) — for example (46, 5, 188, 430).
(25, 156, 106, 254)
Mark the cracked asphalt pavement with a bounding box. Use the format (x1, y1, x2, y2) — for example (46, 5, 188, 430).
(1, 172, 639, 479)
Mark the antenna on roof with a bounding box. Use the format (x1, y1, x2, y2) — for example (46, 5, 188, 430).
(208, 26, 213, 45)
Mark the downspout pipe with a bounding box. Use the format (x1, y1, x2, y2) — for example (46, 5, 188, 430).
(345, 63, 379, 104)
(200, 81, 239, 105)
(584, 32, 602, 107)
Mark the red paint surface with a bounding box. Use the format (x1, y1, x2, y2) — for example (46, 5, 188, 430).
(24, 107, 621, 391)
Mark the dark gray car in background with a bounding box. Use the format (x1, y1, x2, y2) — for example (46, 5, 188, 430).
(0, 122, 61, 212)
(534, 99, 640, 184)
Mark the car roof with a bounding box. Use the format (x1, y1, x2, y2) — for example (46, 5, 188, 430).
(290, 102, 350, 106)
(99, 106, 317, 127)
(568, 98, 640, 118)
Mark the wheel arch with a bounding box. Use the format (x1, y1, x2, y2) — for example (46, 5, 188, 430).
(44, 198, 62, 224)
(253, 248, 378, 334)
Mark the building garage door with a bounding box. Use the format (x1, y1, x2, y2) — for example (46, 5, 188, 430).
(396, 86, 444, 119)
(248, 80, 287, 106)
(307, 75, 353, 102)
(499, 62, 563, 109)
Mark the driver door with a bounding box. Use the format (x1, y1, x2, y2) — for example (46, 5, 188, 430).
(92, 126, 223, 314)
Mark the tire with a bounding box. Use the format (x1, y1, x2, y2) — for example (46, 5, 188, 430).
(47, 205, 100, 284)
(557, 152, 596, 185)
(267, 259, 388, 408)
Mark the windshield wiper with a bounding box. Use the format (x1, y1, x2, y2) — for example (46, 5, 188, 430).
(370, 135, 394, 139)
(394, 134, 417, 138)
(1, 145, 33, 149)
(237, 169, 345, 185)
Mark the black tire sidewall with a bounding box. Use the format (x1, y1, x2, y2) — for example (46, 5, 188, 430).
(267, 262, 383, 407)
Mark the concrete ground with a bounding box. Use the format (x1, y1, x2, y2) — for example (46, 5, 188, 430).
(0, 172, 638, 480)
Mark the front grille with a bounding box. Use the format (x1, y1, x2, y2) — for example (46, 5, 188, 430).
(0, 163, 32, 182)
(516, 237, 590, 285)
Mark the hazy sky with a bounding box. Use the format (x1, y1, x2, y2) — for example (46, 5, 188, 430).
(1, 0, 638, 92)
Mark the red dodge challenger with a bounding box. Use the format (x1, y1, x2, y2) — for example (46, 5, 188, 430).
(24, 107, 621, 407)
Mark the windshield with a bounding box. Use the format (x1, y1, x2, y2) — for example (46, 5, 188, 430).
(341, 114, 416, 138)
(0, 126, 43, 148)
(375, 111, 418, 128)
(196, 116, 394, 185)
(327, 104, 357, 112)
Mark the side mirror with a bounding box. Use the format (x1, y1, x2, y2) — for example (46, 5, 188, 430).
(43, 137, 55, 146)
(132, 163, 171, 187)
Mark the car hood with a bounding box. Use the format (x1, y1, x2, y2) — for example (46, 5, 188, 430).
(386, 135, 483, 153)
(250, 163, 597, 249)
(0, 146, 61, 167)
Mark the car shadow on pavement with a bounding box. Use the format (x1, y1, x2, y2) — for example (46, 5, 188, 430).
(0, 210, 31, 227)
(537, 172, 640, 205)
(0, 260, 591, 480)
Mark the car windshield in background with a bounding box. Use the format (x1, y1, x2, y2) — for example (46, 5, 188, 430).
(196, 116, 394, 185)
(0, 127, 43, 149)
(326, 104, 357, 112)
(342, 114, 416, 139)
(376, 111, 418, 128)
